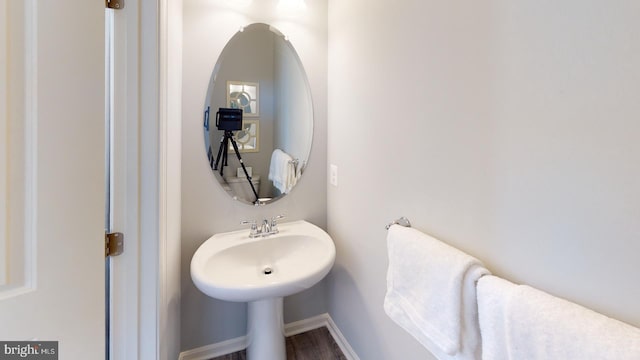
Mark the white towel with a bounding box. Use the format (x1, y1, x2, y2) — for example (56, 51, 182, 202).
(268, 149, 296, 194)
(477, 276, 515, 360)
(477, 275, 640, 360)
(384, 225, 490, 360)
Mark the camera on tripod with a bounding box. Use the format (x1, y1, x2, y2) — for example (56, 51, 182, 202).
(216, 108, 243, 131)
(213, 107, 259, 204)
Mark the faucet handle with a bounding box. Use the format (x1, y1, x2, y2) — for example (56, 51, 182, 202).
(270, 215, 285, 233)
(241, 220, 259, 237)
(271, 214, 285, 225)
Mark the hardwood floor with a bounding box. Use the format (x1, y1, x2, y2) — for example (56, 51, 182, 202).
(211, 327, 347, 360)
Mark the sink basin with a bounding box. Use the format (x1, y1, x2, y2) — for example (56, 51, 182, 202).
(191, 220, 336, 359)
(191, 220, 336, 302)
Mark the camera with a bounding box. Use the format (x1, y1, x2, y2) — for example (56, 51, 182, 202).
(216, 108, 243, 131)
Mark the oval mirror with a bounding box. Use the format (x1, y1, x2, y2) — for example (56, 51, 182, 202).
(203, 23, 313, 205)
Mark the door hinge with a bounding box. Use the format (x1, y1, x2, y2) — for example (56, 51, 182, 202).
(105, 232, 124, 257)
(106, 0, 124, 9)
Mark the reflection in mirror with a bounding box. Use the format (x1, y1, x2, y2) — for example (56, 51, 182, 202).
(235, 120, 259, 152)
(228, 81, 259, 116)
(203, 23, 313, 205)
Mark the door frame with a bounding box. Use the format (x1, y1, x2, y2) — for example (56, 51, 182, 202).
(110, 0, 181, 358)
(154, 0, 182, 358)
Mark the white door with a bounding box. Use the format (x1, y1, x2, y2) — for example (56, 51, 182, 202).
(0, 0, 105, 358)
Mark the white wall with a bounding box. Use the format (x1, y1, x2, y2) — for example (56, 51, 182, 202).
(327, 1, 640, 359)
(181, 0, 327, 351)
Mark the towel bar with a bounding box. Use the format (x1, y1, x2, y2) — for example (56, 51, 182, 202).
(385, 217, 411, 230)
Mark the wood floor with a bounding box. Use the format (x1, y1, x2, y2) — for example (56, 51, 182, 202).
(211, 327, 347, 360)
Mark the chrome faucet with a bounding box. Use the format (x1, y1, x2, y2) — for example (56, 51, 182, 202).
(241, 220, 260, 238)
(241, 215, 285, 238)
(269, 215, 285, 234)
(260, 219, 271, 235)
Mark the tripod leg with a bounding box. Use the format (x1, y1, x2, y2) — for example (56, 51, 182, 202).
(220, 135, 229, 176)
(214, 133, 225, 170)
(228, 135, 259, 204)
(223, 136, 229, 167)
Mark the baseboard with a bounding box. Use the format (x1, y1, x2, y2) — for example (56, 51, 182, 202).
(178, 335, 248, 360)
(323, 315, 361, 360)
(283, 313, 330, 336)
(178, 313, 359, 360)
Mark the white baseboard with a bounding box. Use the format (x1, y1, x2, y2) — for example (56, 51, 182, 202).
(178, 335, 248, 360)
(283, 313, 330, 336)
(323, 315, 360, 360)
(178, 313, 360, 360)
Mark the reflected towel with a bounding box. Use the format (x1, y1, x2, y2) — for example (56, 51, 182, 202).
(268, 149, 296, 194)
(477, 275, 640, 360)
(384, 225, 490, 359)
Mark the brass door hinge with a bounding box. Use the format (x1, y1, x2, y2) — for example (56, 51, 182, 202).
(106, 0, 124, 9)
(105, 232, 124, 257)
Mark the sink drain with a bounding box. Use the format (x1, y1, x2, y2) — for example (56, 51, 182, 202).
(263, 267, 273, 275)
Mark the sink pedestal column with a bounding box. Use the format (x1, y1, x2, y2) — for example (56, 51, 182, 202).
(247, 297, 285, 360)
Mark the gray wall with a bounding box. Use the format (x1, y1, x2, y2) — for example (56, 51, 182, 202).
(327, 1, 640, 359)
(181, 0, 328, 352)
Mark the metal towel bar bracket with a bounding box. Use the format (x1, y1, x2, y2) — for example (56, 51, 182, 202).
(385, 217, 411, 230)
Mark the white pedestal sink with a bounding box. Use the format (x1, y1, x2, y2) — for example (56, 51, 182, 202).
(190, 220, 336, 360)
